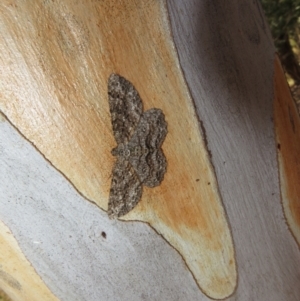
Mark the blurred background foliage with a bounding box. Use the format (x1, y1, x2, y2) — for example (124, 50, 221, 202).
(261, 0, 300, 107)
(0, 290, 10, 301)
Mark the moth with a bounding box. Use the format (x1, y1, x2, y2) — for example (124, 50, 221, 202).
(107, 73, 167, 218)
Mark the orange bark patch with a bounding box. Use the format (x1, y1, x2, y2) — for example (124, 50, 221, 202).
(274, 55, 300, 245)
(0, 1, 236, 298)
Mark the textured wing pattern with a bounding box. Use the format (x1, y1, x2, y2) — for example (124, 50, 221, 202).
(108, 74, 167, 219)
(108, 74, 143, 144)
(108, 159, 143, 218)
(128, 108, 167, 187)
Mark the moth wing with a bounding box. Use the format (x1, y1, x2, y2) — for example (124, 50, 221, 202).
(108, 158, 143, 218)
(142, 108, 168, 149)
(108, 74, 143, 144)
(128, 108, 167, 187)
(143, 148, 167, 187)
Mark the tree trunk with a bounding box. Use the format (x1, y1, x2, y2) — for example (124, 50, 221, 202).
(0, 1, 299, 300)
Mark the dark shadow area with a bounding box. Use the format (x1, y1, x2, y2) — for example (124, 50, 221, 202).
(261, 0, 300, 112)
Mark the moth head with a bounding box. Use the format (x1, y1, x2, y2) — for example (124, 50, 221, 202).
(111, 143, 130, 158)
